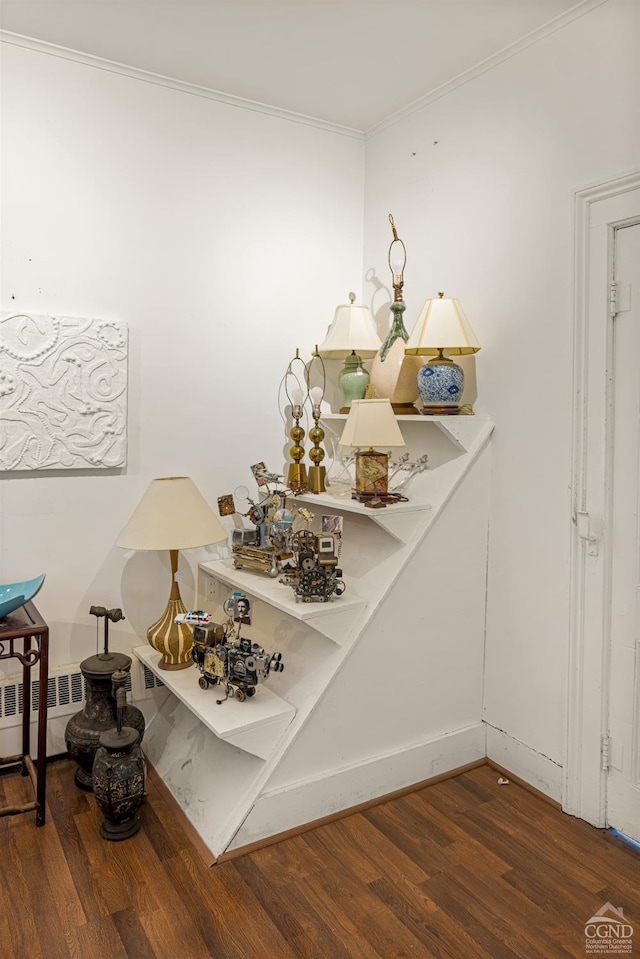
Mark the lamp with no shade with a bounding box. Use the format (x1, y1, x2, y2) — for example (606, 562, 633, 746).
(369, 215, 422, 412)
(117, 476, 226, 670)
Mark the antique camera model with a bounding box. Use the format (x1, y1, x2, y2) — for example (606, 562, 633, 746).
(232, 467, 295, 578)
(182, 598, 284, 703)
(285, 529, 345, 603)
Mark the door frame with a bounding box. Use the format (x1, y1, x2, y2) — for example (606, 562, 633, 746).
(565, 170, 640, 826)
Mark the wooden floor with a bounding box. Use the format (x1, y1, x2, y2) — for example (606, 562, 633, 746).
(0, 759, 638, 958)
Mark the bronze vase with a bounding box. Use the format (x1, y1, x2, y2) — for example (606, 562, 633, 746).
(65, 652, 145, 790)
(92, 726, 146, 841)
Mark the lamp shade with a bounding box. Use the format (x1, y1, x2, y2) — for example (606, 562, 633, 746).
(317, 300, 382, 359)
(117, 476, 226, 551)
(405, 295, 481, 356)
(339, 399, 406, 449)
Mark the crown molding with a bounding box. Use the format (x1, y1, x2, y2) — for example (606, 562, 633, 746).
(0, 30, 366, 141)
(365, 0, 609, 138)
(0, 0, 608, 142)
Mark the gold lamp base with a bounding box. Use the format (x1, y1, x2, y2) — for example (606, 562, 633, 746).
(147, 549, 194, 670)
(307, 465, 326, 493)
(147, 598, 193, 670)
(287, 462, 308, 492)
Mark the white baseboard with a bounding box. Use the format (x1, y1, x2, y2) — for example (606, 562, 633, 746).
(485, 724, 563, 803)
(227, 722, 486, 851)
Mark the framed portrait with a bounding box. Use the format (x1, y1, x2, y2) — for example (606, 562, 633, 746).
(233, 595, 252, 625)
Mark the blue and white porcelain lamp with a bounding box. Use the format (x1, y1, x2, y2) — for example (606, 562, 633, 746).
(405, 293, 481, 415)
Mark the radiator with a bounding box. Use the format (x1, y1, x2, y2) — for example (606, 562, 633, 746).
(0, 658, 164, 731)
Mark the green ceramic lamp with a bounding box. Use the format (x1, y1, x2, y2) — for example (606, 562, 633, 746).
(317, 293, 382, 412)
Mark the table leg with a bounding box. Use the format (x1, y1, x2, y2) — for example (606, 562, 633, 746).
(21, 639, 31, 777)
(36, 630, 48, 826)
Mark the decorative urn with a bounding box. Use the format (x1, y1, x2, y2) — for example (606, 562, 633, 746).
(92, 668, 146, 840)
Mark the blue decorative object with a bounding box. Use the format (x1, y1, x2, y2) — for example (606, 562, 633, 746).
(417, 358, 464, 412)
(405, 293, 481, 414)
(0, 574, 46, 619)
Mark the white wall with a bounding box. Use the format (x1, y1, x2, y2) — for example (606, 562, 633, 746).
(363, 0, 639, 769)
(0, 43, 365, 669)
(2, 0, 639, 805)
(267, 447, 491, 790)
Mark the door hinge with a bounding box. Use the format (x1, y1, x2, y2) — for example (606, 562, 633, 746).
(576, 510, 599, 556)
(610, 282, 617, 317)
(601, 734, 611, 772)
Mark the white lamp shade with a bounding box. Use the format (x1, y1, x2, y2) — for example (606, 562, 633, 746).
(317, 302, 382, 359)
(117, 476, 227, 551)
(405, 296, 481, 356)
(339, 399, 406, 449)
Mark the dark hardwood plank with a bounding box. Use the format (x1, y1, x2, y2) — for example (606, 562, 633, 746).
(301, 828, 440, 958)
(1, 758, 639, 959)
(111, 908, 157, 959)
(369, 874, 502, 959)
(69, 915, 130, 959)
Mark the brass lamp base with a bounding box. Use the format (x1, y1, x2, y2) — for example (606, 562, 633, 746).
(307, 465, 326, 493)
(287, 462, 308, 492)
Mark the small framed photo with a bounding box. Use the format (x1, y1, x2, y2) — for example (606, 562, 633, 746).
(251, 462, 268, 487)
(217, 494, 236, 516)
(233, 595, 252, 625)
(321, 514, 343, 535)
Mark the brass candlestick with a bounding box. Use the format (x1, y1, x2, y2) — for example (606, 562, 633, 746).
(307, 418, 326, 493)
(306, 350, 327, 493)
(284, 349, 308, 492)
(288, 397, 308, 492)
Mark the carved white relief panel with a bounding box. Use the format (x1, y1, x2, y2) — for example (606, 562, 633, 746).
(0, 313, 128, 470)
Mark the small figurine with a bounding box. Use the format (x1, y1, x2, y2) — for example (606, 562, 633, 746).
(281, 529, 346, 603)
(175, 610, 213, 626)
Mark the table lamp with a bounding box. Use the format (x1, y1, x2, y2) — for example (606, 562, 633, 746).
(369, 215, 422, 413)
(317, 293, 382, 412)
(405, 292, 481, 414)
(117, 476, 226, 670)
(339, 399, 406, 503)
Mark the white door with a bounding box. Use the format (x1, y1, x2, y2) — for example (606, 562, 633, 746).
(607, 221, 640, 841)
(565, 174, 640, 831)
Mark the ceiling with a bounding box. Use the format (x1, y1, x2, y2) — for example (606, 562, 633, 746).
(1, 0, 584, 132)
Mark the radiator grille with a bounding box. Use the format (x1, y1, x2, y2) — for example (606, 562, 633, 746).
(0, 673, 87, 720)
(143, 664, 165, 691)
(0, 658, 163, 726)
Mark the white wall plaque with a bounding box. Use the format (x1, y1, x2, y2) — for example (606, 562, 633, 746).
(0, 313, 128, 470)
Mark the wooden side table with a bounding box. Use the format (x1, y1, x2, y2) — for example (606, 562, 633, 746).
(0, 602, 49, 825)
